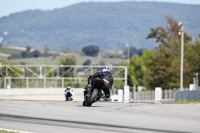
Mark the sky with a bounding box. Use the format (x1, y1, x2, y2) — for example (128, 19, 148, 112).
(0, 0, 200, 17)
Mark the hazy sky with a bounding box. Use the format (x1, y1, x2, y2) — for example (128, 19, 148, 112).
(0, 0, 200, 17)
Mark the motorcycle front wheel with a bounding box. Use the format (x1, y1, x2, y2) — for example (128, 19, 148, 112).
(83, 88, 99, 107)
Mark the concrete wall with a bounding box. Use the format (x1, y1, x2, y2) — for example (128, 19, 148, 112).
(175, 90, 200, 101)
(0, 88, 84, 96)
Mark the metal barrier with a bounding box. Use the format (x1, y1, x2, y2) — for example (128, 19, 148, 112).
(133, 90, 176, 102)
(1, 77, 89, 89)
(0, 65, 127, 89)
(175, 90, 200, 101)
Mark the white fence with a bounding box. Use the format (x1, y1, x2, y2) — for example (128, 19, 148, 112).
(0, 65, 127, 89)
(0, 88, 84, 96)
(132, 90, 176, 102)
(0, 77, 88, 89)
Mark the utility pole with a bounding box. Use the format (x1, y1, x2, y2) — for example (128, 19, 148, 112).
(196, 73, 199, 90)
(179, 22, 184, 91)
(126, 43, 130, 65)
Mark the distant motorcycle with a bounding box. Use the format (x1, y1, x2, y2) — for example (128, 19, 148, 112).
(64, 86, 73, 101)
(83, 78, 105, 106)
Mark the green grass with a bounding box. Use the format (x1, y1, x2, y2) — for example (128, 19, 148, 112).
(0, 130, 19, 133)
(172, 100, 200, 104)
(0, 46, 124, 65)
(0, 47, 22, 54)
(2, 54, 123, 65)
(76, 54, 123, 65)
(9, 56, 63, 65)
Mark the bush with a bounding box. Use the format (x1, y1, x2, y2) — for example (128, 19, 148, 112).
(83, 59, 91, 65)
(32, 50, 40, 57)
(82, 45, 100, 56)
(59, 56, 76, 77)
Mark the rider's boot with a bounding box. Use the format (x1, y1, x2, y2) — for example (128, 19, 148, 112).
(100, 90, 105, 98)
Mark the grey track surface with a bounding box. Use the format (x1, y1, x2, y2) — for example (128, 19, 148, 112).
(0, 100, 200, 133)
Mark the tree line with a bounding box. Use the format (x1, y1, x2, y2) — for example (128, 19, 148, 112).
(9, 46, 53, 59)
(124, 16, 200, 90)
(81, 44, 144, 58)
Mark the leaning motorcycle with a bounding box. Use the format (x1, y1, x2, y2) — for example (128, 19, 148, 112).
(83, 78, 104, 106)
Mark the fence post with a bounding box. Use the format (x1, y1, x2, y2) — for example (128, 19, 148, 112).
(56, 78, 58, 88)
(124, 85, 130, 103)
(23, 66, 25, 77)
(4, 77, 6, 89)
(124, 67, 128, 86)
(57, 67, 59, 77)
(40, 66, 43, 78)
(169, 90, 172, 99)
(118, 89, 123, 102)
(133, 85, 136, 102)
(44, 77, 46, 88)
(6, 66, 8, 77)
(91, 67, 93, 75)
(155, 87, 162, 103)
(62, 78, 64, 88)
(9, 77, 11, 89)
(26, 77, 29, 88)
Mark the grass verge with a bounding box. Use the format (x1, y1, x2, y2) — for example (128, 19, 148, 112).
(0, 130, 19, 133)
(172, 100, 200, 104)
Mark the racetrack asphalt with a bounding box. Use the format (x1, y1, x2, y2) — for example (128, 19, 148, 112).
(0, 100, 199, 133)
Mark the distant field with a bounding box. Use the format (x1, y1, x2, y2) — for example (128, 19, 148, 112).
(9, 56, 63, 65)
(76, 54, 123, 65)
(2, 54, 123, 65)
(0, 46, 124, 65)
(0, 47, 22, 54)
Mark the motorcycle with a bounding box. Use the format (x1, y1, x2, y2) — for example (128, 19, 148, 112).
(83, 78, 105, 106)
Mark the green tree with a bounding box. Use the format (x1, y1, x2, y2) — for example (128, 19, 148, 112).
(147, 15, 191, 44)
(43, 47, 50, 57)
(26, 46, 31, 52)
(0, 62, 22, 77)
(20, 47, 41, 58)
(59, 56, 76, 77)
(122, 16, 198, 90)
(146, 15, 192, 89)
(121, 55, 145, 87)
(184, 35, 200, 84)
(21, 51, 30, 58)
(82, 45, 100, 56)
(123, 46, 138, 59)
(21, 46, 32, 58)
(137, 48, 145, 56)
(83, 59, 91, 65)
(32, 50, 41, 57)
(142, 50, 157, 89)
(129, 56, 147, 86)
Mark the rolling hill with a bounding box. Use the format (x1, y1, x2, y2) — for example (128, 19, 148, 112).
(0, 1, 200, 50)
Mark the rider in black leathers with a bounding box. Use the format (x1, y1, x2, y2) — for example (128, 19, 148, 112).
(64, 86, 73, 101)
(86, 67, 114, 98)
